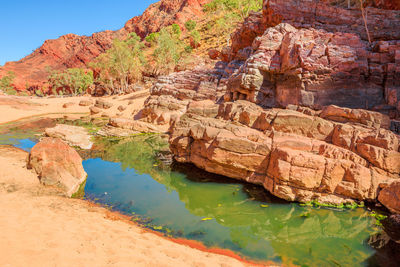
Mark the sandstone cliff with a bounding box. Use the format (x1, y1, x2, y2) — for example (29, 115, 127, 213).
(121, 0, 400, 209)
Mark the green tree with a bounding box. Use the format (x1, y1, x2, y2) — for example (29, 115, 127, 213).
(184, 20, 197, 31)
(48, 68, 93, 95)
(171, 24, 182, 38)
(190, 30, 201, 48)
(0, 71, 16, 95)
(153, 28, 182, 74)
(90, 32, 145, 94)
(145, 32, 160, 45)
(203, 0, 262, 19)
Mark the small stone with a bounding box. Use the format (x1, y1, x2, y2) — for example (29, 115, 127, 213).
(62, 102, 74, 108)
(95, 99, 113, 109)
(118, 105, 126, 112)
(90, 106, 101, 115)
(79, 100, 92, 106)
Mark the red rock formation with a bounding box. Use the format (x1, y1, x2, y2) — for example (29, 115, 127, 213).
(27, 137, 87, 197)
(169, 100, 399, 205)
(108, 0, 400, 206)
(124, 0, 210, 38)
(0, 0, 212, 91)
(226, 1, 400, 118)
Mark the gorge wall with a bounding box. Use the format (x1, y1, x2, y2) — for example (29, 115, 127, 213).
(126, 0, 400, 208)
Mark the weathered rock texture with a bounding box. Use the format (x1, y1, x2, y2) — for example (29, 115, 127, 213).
(226, 22, 400, 117)
(135, 64, 234, 127)
(169, 100, 399, 204)
(27, 138, 87, 197)
(45, 124, 93, 150)
(117, 0, 400, 207)
(379, 180, 400, 213)
(0, 0, 212, 91)
(226, 1, 400, 119)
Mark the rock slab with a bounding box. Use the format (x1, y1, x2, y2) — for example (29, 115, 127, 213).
(45, 124, 93, 150)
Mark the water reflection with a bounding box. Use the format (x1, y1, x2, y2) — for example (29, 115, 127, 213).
(83, 135, 378, 266)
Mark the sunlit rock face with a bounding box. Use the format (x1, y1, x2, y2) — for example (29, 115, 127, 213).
(226, 1, 400, 118)
(169, 100, 399, 205)
(226, 22, 400, 117)
(107, 0, 400, 205)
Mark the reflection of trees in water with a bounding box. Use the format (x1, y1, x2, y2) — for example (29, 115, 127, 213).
(89, 135, 377, 266)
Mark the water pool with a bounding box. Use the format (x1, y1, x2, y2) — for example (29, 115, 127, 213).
(1, 121, 387, 266)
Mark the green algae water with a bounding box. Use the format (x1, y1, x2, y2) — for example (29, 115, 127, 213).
(82, 135, 380, 266)
(1, 121, 386, 266)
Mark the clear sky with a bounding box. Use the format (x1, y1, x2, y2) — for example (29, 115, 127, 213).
(0, 0, 158, 66)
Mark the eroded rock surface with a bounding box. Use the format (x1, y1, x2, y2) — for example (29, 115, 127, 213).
(27, 138, 87, 197)
(379, 180, 400, 213)
(226, 23, 400, 117)
(169, 100, 399, 204)
(45, 124, 93, 150)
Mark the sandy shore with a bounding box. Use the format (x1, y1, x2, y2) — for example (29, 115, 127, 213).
(0, 95, 258, 267)
(0, 91, 148, 124)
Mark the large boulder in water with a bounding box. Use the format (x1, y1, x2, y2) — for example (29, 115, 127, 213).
(27, 137, 87, 197)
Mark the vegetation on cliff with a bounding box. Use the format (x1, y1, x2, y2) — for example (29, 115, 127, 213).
(48, 68, 94, 96)
(89, 33, 145, 94)
(0, 71, 16, 95)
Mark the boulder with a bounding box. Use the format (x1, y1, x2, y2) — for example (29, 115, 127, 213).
(208, 49, 220, 60)
(62, 102, 74, 108)
(89, 106, 101, 115)
(95, 99, 113, 109)
(109, 117, 165, 133)
(320, 105, 391, 129)
(117, 105, 126, 112)
(79, 100, 93, 106)
(27, 138, 87, 197)
(45, 124, 93, 150)
(379, 180, 400, 213)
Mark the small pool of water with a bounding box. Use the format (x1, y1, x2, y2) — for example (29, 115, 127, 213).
(0, 120, 387, 266)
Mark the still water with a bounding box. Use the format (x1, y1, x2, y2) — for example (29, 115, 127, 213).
(0, 121, 384, 266)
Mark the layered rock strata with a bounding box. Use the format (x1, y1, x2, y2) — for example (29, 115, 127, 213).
(169, 100, 399, 204)
(226, 23, 400, 118)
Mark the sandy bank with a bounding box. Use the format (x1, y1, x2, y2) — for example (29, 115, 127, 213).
(0, 95, 263, 267)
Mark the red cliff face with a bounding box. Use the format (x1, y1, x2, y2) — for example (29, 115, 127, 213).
(0, 0, 212, 91)
(123, 0, 210, 37)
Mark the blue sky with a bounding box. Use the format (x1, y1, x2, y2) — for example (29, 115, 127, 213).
(0, 0, 158, 66)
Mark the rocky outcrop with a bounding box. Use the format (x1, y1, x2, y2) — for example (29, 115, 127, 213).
(123, 0, 211, 38)
(263, 0, 400, 42)
(0, 0, 213, 91)
(169, 100, 399, 204)
(134, 64, 233, 127)
(225, 22, 400, 118)
(379, 180, 400, 213)
(110, 0, 400, 207)
(27, 138, 87, 197)
(45, 124, 93, 150)
(225, 1, 400, 119)
(0, 32, 116, 91)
